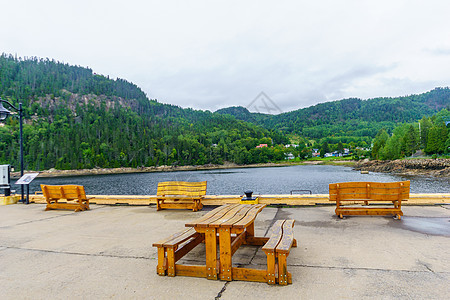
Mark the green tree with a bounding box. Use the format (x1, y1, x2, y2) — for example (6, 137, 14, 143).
(401, 125, 419, 156)
(371, 129, 389, 159)
(419, 116, 433, 149)
(320, 141, 330, 157)
(337, 141, 344, 154)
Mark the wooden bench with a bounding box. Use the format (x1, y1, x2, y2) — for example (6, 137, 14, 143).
(152, 227, 204, 276)
(41, 184, 91, 212)
(156, 181, 207, 212)
(329, 181, 410, 219)
(262, 219, 297, 285)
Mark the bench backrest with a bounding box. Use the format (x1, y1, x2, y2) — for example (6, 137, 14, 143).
(329, 181, 410, 201)
(157, 181, 207, 197)
(41, 184, 87, 201)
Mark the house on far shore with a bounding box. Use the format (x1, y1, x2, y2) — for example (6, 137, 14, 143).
(285, 153, 295, 160)
(256, 144, 268, 148)
(312, 149, 320, 157)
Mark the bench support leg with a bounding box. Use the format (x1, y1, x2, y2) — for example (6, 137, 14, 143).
(156, 247, 167, 276)
(219, 228, 232, 281)
(167, 248, 176, 277)
(205, 228, 218, 280)
(265, 251, 276, 285)
(278, 253, 289, 285)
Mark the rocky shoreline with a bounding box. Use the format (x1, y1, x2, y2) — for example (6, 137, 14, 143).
(354, 159, 450, 177)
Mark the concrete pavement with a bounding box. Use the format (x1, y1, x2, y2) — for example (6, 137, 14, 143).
(1, 203, 449, 299)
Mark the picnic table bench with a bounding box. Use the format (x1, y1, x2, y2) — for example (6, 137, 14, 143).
(153, 204, 297, 285)
(156, 181, 207, 212)
(41, 184, 91, 212)
(329, 181, 410, 219)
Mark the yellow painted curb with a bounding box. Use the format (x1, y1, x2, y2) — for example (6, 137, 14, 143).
(0, 195, 20, 205)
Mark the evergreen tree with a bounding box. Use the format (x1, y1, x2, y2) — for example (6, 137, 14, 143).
(320, 141, 330, 157)
(371, 129, 389, 159)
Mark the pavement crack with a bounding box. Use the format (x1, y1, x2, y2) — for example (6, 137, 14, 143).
(288, 263, 449, 275)
(2, 245, 151, 260)
(215, 281, 229, 300)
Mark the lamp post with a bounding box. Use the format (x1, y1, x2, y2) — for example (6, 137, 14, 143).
(0, 98, 25, 203)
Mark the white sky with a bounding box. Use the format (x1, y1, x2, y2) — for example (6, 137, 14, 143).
(1, 0, 450, 113)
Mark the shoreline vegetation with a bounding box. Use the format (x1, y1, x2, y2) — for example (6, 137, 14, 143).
(11, 158, 449, 178)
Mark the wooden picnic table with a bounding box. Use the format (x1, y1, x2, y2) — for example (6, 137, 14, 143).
(185, 203, 268, 281)
(154, 203, 297, 284)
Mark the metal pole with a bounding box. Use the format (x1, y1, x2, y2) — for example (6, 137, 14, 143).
(19, 103, 24, 203)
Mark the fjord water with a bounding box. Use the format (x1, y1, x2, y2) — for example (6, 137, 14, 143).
(20, 165, 450, 195)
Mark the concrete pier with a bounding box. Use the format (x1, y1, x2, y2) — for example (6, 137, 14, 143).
(1, 203, 449, 299)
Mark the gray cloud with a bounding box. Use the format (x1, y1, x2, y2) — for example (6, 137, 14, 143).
(1, 0, 450, 114)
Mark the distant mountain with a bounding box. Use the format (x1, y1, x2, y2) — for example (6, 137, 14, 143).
(0, 54, 288, 170)
(215, 106, 269, 123)
(216, 88, 450, 144)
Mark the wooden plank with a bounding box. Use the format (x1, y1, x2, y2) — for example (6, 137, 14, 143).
(167, 248, 176, 276)
(262, 220, 284, 252)
(266, 250, 276, 284)
(232, 204, 266, 228)
(158, 203, 195, 210)
(231, 267, 267, 283)
(205, 227, 218, 280)
(219, 227, 232, 281)
(163, 230, 200, 249)
(175, 265, 207, 278)
(185, 204, 239, 227)
(230, 231, 247, 256)
(246, 236, 270, 246)
(156, 247, 166, 276)
(208, 205, 248, 228)
(336, 208, 403, 216)
(278, 253, 289, 285)
(218, 205, 254, 228)
(153, 227, 196, 247)
(157, 181, 207, 197)
(276, 220, 295, 254)
(174, 234, 204, 262)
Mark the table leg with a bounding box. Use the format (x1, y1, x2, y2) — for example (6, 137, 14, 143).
(219, 227, 232, 281)
(205, 228, 218, 280)
(246, 222, 255, 237)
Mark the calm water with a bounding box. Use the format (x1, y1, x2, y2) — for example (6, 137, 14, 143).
(13, 165, 450, 195)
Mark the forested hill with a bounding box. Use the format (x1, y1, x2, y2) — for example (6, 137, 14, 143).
(215, 88, 450, 144)
(0, 54, 288, 170)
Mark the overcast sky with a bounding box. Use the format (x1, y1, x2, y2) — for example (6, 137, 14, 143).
(1, 0, 450, 114)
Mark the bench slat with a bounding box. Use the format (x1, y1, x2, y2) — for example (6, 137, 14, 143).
(42, 185, 88, 200)
(276, 220, 295, 253)
(152, 227, 197, 247)
(262, 220, 284, 252)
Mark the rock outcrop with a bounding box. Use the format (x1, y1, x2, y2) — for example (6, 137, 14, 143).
(354, 159, 450, 177)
